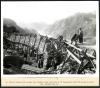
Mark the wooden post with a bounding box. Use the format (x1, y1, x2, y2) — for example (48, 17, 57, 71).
(23, 34, 27, 51)
(14, 33, 17, 50)
(24, 34, 27, 44)
(37, 35, 43, 51)
(33, 34, 37, 47)
(28, 35, 31, 55)
(42, 36, 47, 53)
(18, 34, 21, 50)
(28, 35, 31, 45)
(36, 35, 42, 63)
(14, 33, 16, 44)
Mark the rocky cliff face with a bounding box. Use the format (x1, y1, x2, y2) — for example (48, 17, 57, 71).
(45, 13, 96, 41)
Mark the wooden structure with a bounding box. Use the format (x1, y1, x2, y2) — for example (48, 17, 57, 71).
(3, 32, 96, 74)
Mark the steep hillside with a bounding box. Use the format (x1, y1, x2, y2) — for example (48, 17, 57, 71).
(3, 18, 26, 33)
(3, 18, 38, 35)
(45, 13, 96, 41)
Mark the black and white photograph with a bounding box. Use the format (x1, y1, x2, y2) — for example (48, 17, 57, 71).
(1, 1, 99, 75)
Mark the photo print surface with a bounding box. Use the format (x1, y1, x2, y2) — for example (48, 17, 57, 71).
(1, 1, 98, 75)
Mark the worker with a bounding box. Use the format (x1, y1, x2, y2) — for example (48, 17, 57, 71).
(78, 28, 83, 44)
(71, 30, 79, 45)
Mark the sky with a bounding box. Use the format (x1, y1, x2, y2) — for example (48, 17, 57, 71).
(1, 1, 98, 25)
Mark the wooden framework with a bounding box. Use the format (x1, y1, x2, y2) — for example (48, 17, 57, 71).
(3, 32, 96, 74)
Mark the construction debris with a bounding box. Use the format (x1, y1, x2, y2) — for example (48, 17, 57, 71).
(3, 33, 96, 74)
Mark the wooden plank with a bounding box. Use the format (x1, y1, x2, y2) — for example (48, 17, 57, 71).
(65, 42, 96, 59)
(67, 49, 81, 64)
(86, 53, 95, 59)
(65, 42, 82, 51)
